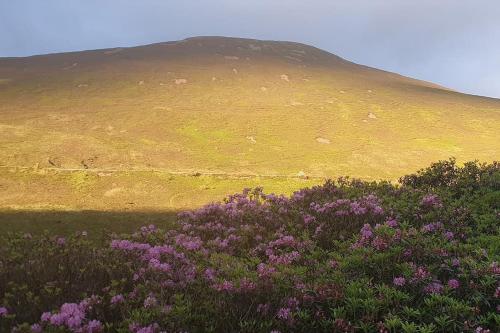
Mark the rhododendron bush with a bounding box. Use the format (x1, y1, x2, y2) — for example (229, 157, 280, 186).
(1, 160, 499, 332)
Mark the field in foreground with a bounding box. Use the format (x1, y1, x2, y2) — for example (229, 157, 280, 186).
(1, 159, 499, 332)
(0, 169, 319, 236)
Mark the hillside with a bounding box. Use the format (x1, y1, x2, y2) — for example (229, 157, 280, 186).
(0, 36, 499, 210)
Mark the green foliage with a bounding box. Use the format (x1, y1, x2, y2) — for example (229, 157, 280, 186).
(0, 159, 498, 332)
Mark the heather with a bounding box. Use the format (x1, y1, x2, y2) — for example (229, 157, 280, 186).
(1, 160, 499, 332)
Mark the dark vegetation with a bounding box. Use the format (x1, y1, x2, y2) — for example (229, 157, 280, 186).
(0, 159, 498, 332)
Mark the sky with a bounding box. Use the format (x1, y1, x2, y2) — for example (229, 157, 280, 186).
(1, 0, 499, 98)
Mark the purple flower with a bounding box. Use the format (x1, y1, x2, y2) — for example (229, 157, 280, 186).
(31, 324, 42, 333)
(303, 214, 316, 225)
(205, 268, 216, 281)
(213, 280, 234, 292)
(393, 277, 406, 287)
(111, 294, 125, 305)
(447, 279, 460, 289)
(386, 218, 398, 228)
(444, 231, 454, 240)
(424, 282, 444, 295)
(277, 307, 292, 320)
(360, 224, 373, 239)
(421, 194, 442, 208)
(41, 312, 51, 322)
(85, 320, 103, 332)
(56, 237, 66, 246)
(0, 307, 8, 317)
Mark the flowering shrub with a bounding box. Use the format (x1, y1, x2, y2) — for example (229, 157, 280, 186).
(1, 160, 499, 332)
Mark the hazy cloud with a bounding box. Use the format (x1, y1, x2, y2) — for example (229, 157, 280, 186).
(1, 0, 499, 97)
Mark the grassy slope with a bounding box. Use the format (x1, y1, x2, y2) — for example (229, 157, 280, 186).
(0, 36, 499, 216)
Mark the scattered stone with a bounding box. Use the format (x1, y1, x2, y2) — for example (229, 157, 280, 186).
(297, 171, 308, 179)
(291, 49, 306, 55)
(367, 89, 373, 93)
(368, 112, 377, 119)
(260, 87, 268, 92)
(285, 55, 302, 62)
(212, 77, 217, 81)
(77, 84, 88, 88)
(63, 63, 78, 70)
(246, 136, 257, 144)
(174, 78, 187, 85)
(224, 56, 239, 60)
(340, 90, 345, 94)
(280, 74, 290, 82)
(316, 137, 331, 144)
(138, 80, 145, 85)
(249, 44, 262, 51)
(104, 187, 124, 197)
(232, 68, 238, 74)
(290, 101, 303, 106)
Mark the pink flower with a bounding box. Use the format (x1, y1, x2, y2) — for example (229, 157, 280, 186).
(424, 282, 444, 295)
(41, 312, 51, 322)
(386, 218, 398, 228)
(393, 277, 406, 287)
(0, 307, 8, 317)
(204, 268, 216, 281)
(360, 224, 373, 239)
(421, 194, 442, 208)
(277, 307, 292, 320)
(111, 294, 125, 304)
(444, 231, 454, 240)
(328, 259, 339, 269)
(447, 279, 460, 289)
(31, 324, 42, 333)
(85, 320, 103, 332)
(303, 214, 316, 225)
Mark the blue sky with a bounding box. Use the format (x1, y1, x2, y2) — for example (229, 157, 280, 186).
(1, 0, 499, 98)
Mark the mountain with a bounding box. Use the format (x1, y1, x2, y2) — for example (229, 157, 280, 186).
(0, 36, 499, 210)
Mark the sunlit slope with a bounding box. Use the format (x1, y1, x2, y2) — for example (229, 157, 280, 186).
(1, 36, 499, 179)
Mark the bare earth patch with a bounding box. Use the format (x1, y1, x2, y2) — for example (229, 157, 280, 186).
(104, 187, 124, 197)
(174, 79, 187, 85)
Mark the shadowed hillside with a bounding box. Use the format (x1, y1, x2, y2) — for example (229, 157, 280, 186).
(0, 36, 499, 210)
